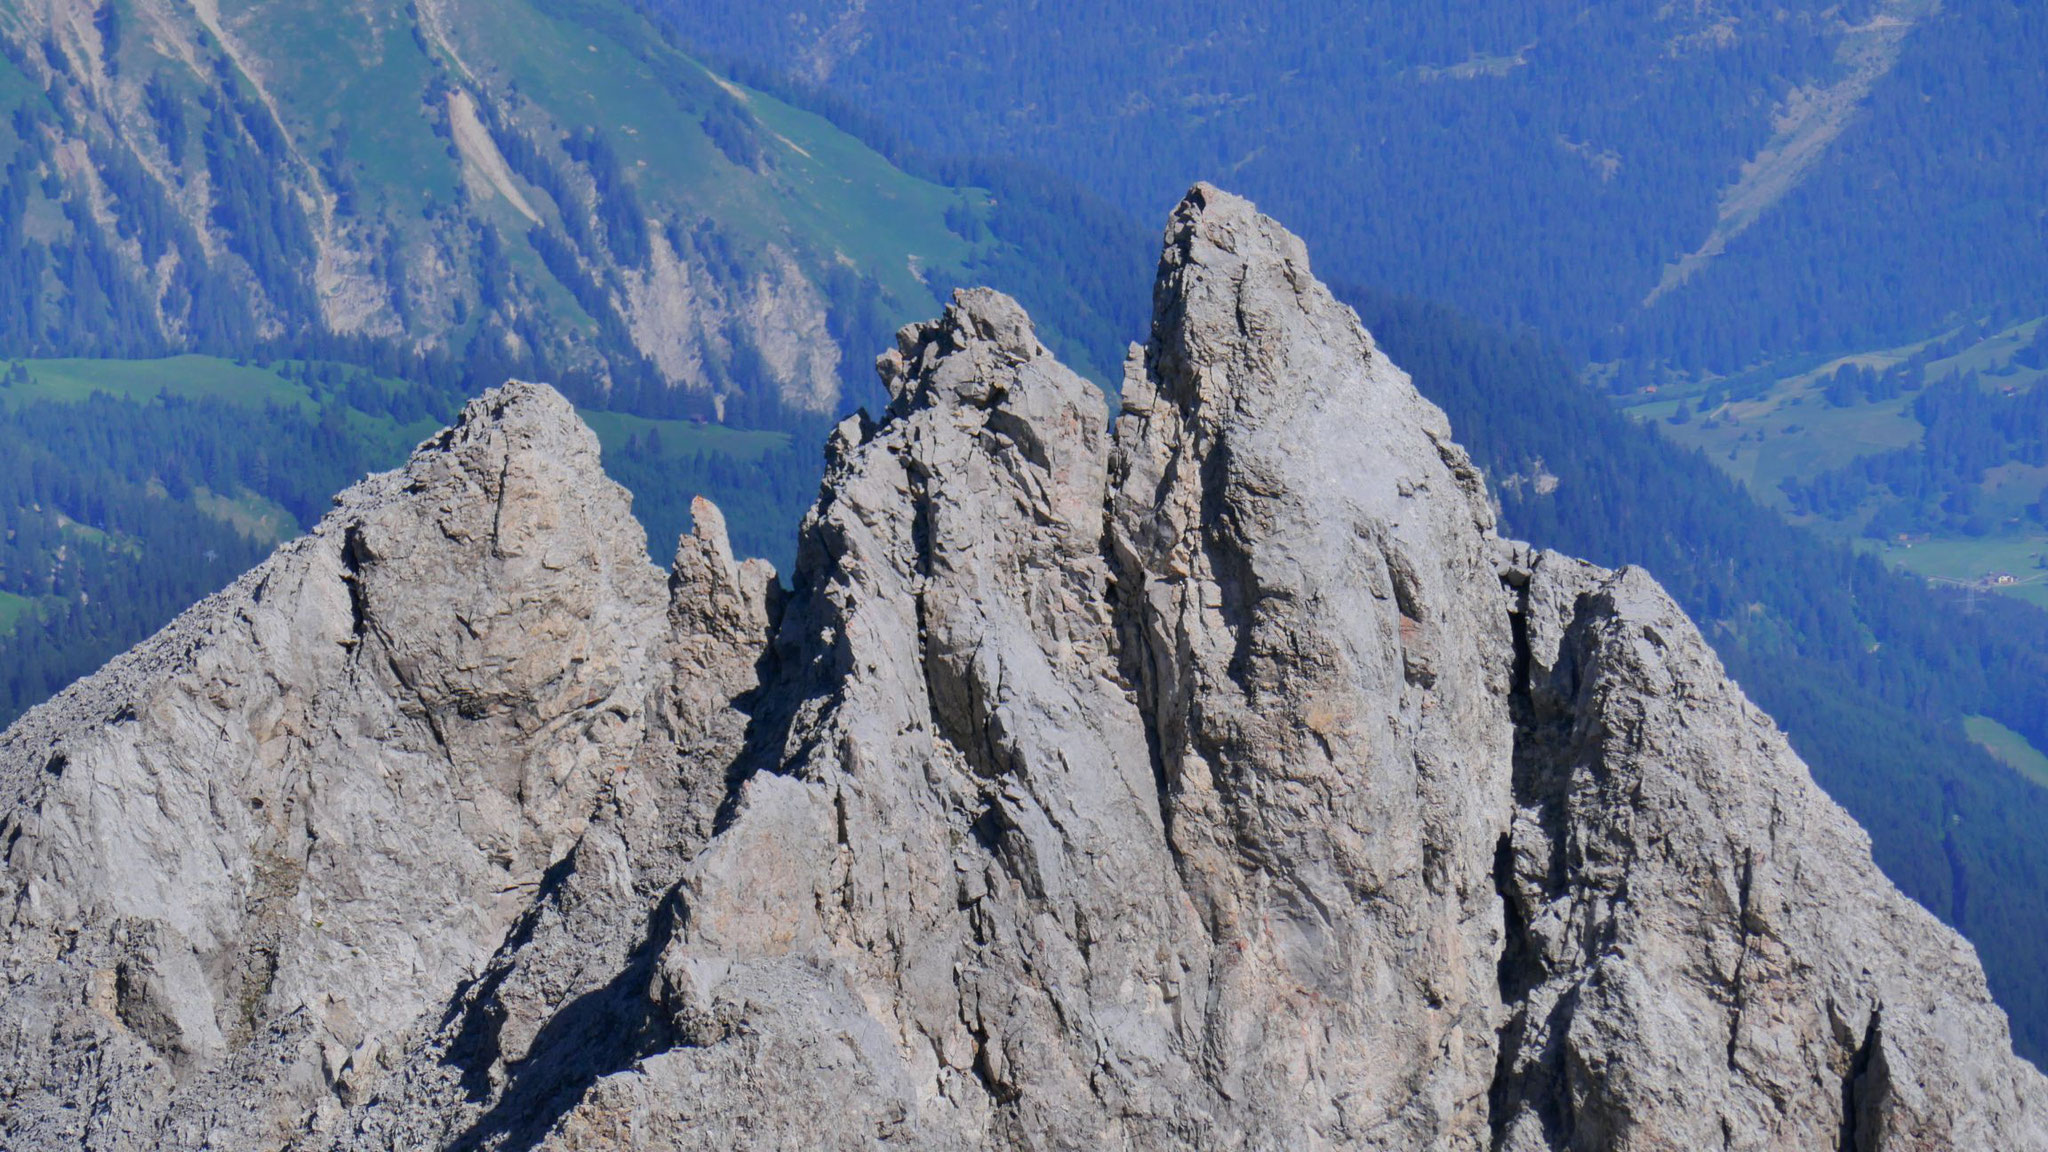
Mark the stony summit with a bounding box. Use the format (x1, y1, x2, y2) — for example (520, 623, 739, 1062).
(1, 188, 2042, 1149)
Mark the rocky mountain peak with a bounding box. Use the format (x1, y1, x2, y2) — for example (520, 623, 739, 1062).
(0, 378, 671, 1142)
(2, 188, 2043, 1150)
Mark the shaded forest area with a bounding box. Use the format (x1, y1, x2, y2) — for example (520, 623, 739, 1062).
(664, 0, 2048, 383)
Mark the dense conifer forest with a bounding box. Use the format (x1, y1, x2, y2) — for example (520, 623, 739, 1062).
(664, 0, 2048, 378)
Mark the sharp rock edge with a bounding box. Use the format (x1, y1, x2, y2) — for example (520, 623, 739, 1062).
(1, 186, 2042, 1151)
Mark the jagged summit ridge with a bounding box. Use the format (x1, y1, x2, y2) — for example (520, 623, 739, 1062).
(2, 188, 2043, 1150)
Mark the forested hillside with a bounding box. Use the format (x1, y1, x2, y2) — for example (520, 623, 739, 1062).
(0, 0, 1046, 418)
(664, 0, 2048, 379)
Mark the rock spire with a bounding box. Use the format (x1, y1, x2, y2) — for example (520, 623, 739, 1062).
(2, 188, 2041, 1150)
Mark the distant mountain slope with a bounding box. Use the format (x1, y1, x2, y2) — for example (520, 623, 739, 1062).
(664, 0, 2048, 374)
(1625, 317, 2048, 588)
(0, 0, 1014, 417)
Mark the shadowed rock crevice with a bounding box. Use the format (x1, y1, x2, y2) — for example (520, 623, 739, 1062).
(441, 849, 583, 1103)
(446, 890, 687, 1152)
(340, 524, 372, 644)
(1489, 558, 1577, 1149)
(1839, 1009, 1890, 1152)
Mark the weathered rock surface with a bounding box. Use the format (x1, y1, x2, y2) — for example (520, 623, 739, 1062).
(2, 186, 2042, 1150)
(1491, 548, 2048, 1150)
(0, 383, 671, 1147)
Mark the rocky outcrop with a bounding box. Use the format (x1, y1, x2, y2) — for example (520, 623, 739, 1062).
(1491, 549, 2046, 1150)
(2, 186, 2042, 1150)
(1107, 189, 1515, 1141)
(0, 383, 670, 1146)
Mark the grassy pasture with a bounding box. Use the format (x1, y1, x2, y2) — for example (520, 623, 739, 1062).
(0, 590, 32, 636)
(1862, 533, 2048, 611)
(3, 355, 314, 409)
(1620, 318, 2048, 604)
(1966, 715, 2048, 792)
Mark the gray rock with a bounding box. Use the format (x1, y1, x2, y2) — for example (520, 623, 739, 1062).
(2, 188, 2041, 1150)
(1109, 185, 1516, 1145)
(1491, 547, 2048, 1150)
(0, 383, 670, 1148)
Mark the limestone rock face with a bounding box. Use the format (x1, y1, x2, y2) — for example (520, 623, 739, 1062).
(0, 383, 670, 1148)
(1491, 549, 2048, 1151)
(1109, 186, 1515, 1142)
(2, 188, 2043, 1150)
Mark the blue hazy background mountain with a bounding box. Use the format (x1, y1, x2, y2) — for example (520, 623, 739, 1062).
(671, 0, 2048, 590)
(667, 0, 2048, 369)
(0, 0, 2042, 1063)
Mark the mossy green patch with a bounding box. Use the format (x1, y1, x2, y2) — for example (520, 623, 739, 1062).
(252, 4, 456, 210)
(1624, 317, 2048, 588)
(1860, 533, 2048, 611)
(443, 0, 978, 320)
(578, 410, 790, 461)
(0, 356, 795, 466)
(1623, 373, 1923, 505)
(1966, 715, 2048, 791)
(0, 589, 33, 635)
(1624, 316, 2047, 491)
(3, 356, 314, 409)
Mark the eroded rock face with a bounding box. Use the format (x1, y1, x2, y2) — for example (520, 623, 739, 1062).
(0, 383, 670, 1147)
(2, 188, 2043, 1151)
(1109, 185, 1517, 1143)
(1491, 549, 2048, 1151)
